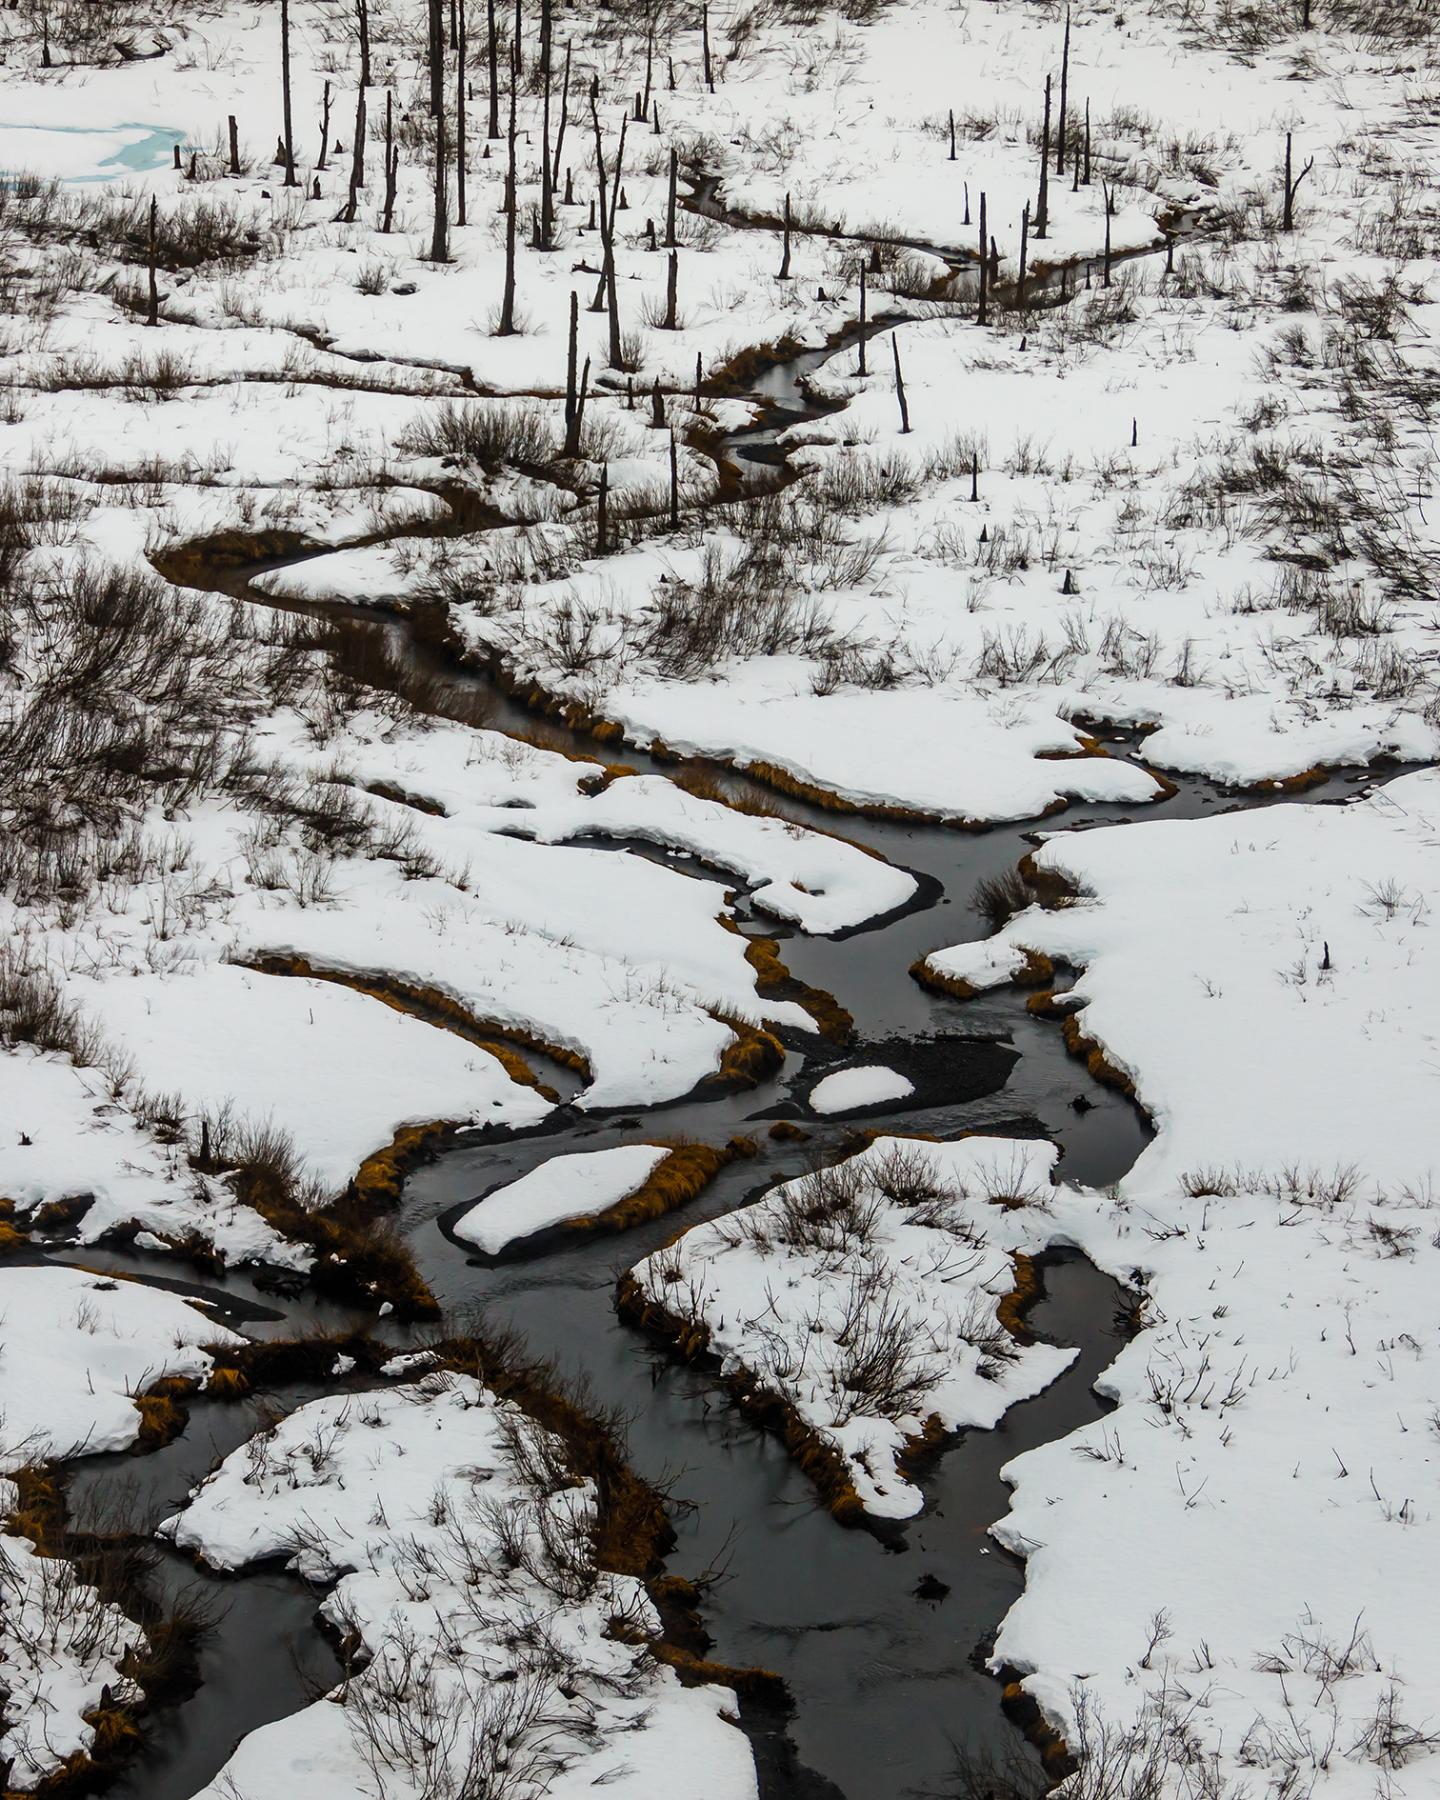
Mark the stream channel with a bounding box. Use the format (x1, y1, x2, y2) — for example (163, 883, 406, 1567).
(49, 284, 1382, 1800)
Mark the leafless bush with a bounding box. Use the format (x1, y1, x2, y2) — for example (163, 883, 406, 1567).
(397, 400, 555, 469)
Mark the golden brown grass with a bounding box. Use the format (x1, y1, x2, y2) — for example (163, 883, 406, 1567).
(995, 1252, 1042, 1341)
(704, 1012, 786, 1089)
(909, 955, 978, 1001)
(571, 1138, 754, 1238)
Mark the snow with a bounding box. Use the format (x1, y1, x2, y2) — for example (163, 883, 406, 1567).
(807, 1064, 914, 1114)
(0, 1264, 241, 1464)
(916, 768, 1440, 1791)
(165, 1374, 758, 1800)
(632, 1134, 1076, 1518)
(453, 1143, 670, 1255)
(0, 1527, 145, 1790)
(0, 1045, 306, 1266)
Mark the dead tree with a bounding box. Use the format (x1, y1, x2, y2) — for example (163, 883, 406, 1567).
(429, 0, 449, 260)
(1018, 201, 1029, 308)
(428, 0, 445, 115)
(146, 197, 159, 325)
(551, 40, 571, 197)
(1034, 73, 1052, 238)
(891, 334, 910, 433)
(498, 46, 519, 328)
(778, 191, 792, 279)
(486, 0, 500, 138)
(664, 249, 678, 328)
(317, 80, 332, 169)
(856, 261, 867, 375)
(1056, 5, 1071, 177)
(280, 0, 298, 186)
(589, 84, 627, 368)
(382, 89, 399, 231)
(665, 146, 678, 247)
(454, 3, 469, 226)
(669, 430, 679, 528)
(702, 3, 713, 91)
(339, 84, 366, 222)
(356, 0, 371, 89)
(1281, 132, 1313, 232)
(977, 189, 988, 325)
(538, 15, 554, 245)
(563, 291, 589, 454)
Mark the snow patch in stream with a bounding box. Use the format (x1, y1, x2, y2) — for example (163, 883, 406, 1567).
(808, 1064, 914, 1114)
(453, 1143, 669, 1254)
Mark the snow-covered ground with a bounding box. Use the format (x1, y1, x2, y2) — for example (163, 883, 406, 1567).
(165, 1371, 758, 1800)
(914, 768, 1440, 1794)
(630, 1134, 1076, 1518)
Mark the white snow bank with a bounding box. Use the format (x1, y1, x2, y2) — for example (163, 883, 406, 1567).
(76, 961, 551, 1193)
(632, 1135, 1075, 1518)
(166, 1375, 757, 1800)
(808, 1065, 914, 1114)
(922, 770, 1440, 1791)
(0, 1046, 305, 1268)
(453, 1143, 670, 1254)
(0, 1265, 241, 1464)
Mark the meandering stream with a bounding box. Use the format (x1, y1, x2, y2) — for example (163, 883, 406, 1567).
(40, 290, 1390, 1800)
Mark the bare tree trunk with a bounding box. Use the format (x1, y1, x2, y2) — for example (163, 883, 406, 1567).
(664, 249, 678, 327)
(429, 0, 444, 115)
(498, 47, 518, 328)
(1017, 200, 1029, 308)
(280, 0, 298, 186)
(596, 460, 608, 554)
(228, 114, 240, 175)
(669, 428, 679, 528)
(456, 0, 468, 225)
(563, 290, 586, 454)
(146, 197, 159, 325)
(430, 0, 449, 259)
(1035, 73, 1051, 238)
(539, 18, 554, 246)
(590, 85, 627, 367)
(382, 89, 398, 231)
(318, 80, 332, 169)
(891, 334, 909, 434)
(665, 146, 678, 247)
(856, 261, 867, 375)
(778, 191, 792, 279)
(339, 83, 366, 222)
(514, 0, 523, 76)
(1056, 4, 1070, 177)
(356, 0, 371, 89)
(551, 40, 571, 191)
(701, 3, 713, 91)
(486, 0, 500, 138)
(977, 189, 988, 325)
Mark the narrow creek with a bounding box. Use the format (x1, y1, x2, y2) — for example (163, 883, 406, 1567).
(44, 301, 1390, 1800)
